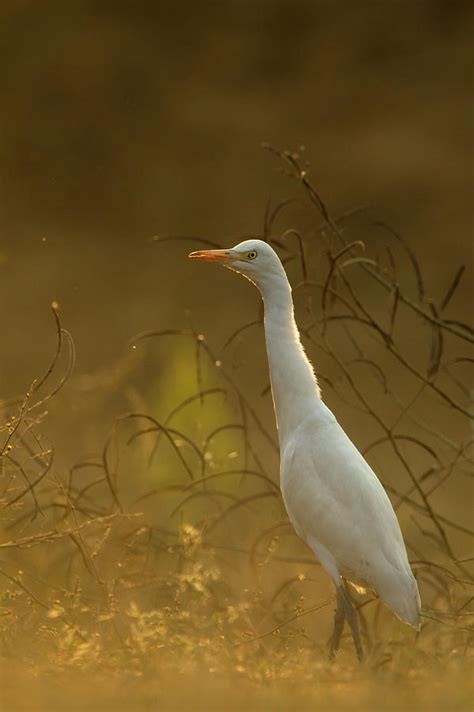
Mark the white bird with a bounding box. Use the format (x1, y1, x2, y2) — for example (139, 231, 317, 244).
(189, 239, 421, 660)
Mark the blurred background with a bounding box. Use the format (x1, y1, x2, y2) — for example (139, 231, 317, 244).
(0, 0, 472, 456)
(0, 4, 473, 708)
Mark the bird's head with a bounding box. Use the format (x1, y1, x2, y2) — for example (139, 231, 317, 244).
(188, 239, 286, 292)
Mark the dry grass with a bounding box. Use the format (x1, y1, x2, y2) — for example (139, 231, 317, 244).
(0, 152, 472, 710)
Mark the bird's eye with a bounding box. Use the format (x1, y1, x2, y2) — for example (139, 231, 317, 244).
(247, 250, 257, 260)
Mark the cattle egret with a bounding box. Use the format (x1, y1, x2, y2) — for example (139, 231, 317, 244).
(189, 239, 421, 660)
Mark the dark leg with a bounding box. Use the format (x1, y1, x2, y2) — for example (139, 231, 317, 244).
(341, 585, 364, 662)
(328, 585, 346, 661)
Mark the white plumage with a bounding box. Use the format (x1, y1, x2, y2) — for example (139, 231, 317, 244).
(189, 239, 421, 659)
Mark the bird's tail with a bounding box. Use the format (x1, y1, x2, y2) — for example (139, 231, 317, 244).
(379, 568, 421, 630)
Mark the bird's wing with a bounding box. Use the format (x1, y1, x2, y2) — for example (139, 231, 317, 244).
(280, 414, 412, 588)
(280, 414, 421, 626)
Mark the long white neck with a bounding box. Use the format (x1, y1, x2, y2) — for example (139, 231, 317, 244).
(257, 268, 322, 448)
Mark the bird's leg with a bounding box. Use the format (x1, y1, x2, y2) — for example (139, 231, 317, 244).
(341, 585, 364, 662)
(328, 585, 346, 661)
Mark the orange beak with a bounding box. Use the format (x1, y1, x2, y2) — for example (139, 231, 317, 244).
(188, 249, 233, 262)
